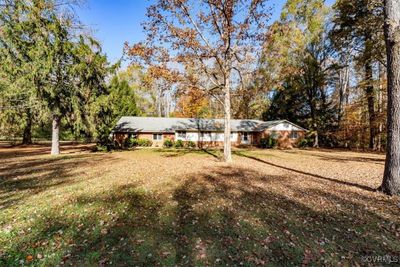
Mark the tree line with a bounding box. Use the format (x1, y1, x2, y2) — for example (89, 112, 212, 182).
(2, 0, 386, 153)
(134, 0, 388, 151)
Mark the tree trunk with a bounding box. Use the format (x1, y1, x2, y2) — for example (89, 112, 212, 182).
(376, 63, 384, 151)
(338, 65, 349, 124)
(22, 109, 32, 145)
(311, 113, 318, 148)
(223, 77, 232, 163)
(365, 60, 376, 150)
(51, 115, 60, 155)
(381, 0, 400, 195)
(313, 127, 319, 148)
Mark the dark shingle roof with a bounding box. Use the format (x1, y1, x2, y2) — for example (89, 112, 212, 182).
(113, 116, 306, 133)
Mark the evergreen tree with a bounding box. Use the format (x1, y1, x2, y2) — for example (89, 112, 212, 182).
(94, 75, 140, 146)
(0, 0, 111, 153)
(0, 0, 42, 144)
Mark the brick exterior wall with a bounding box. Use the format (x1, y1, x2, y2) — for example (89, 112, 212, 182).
(137, 133, 175, 147)
(253, 130, 305, 148)
(114, 132, 174, 147)
(114, 130, 305, 148)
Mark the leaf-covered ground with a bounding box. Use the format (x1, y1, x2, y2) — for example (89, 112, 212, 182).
(0, 145, 399, 266)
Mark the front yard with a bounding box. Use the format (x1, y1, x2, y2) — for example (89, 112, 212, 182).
(0, 145, 399, 266)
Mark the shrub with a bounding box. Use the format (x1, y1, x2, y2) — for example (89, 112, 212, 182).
(96, 141, 115, 152)
(125, 137, 139, 148)
(174, 139, 184, 148)
(186, 140, 196, 149)
(297, 137, 314, 148)
(298, 138, 309, 148)
(137, 138, 152, 147)
(96, 144, 108, 152)
(259, 136, 277, 149)
(163, 139, 174, 148)
(298, 131, 314, 148)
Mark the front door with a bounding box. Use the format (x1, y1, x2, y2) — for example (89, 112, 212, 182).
(241, 132, 250, 144)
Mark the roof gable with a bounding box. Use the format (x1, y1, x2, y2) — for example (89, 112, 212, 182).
(256, 120, 307, 131)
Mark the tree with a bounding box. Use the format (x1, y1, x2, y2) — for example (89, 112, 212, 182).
(174, 86, 211, 118)
(381, 0, 400, 195)
(108, 76, 140, 119)
(0, 0, 42, 144)
(67, 37, 111, 141)
(331, 0, 385, 149)
(117, 65, 158, 117)
(127, 0, 270, 162)
(45, 19, 111, 154)
(261, 0, 336, 147)
(93, 75, 140, 146)
(0, 0, 110, 154)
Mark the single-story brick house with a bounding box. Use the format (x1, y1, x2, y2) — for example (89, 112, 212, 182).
(112, 116, 307, 148)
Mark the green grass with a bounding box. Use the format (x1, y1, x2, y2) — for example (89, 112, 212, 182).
(0, 146, 399, 266)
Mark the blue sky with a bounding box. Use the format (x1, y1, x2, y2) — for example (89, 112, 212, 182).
(76, 0, 334, 66)
(76, 0, 149, 64)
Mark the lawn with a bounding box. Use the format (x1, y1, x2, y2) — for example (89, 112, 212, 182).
(0, 145, 399, 266)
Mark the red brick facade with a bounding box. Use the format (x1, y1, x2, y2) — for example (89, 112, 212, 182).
(114, 130, 305, 148)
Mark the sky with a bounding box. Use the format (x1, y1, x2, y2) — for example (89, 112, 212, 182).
(76, 0, 288, 66)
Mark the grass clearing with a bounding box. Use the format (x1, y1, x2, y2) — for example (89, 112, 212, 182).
(0, 145, 399, 266)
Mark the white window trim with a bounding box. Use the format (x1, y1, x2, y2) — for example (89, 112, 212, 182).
(290, 131, 298, 139)
(153, 133, 162, 141)
(177, 131, 187, 138)
(200, 131, 211, 138)
(241, 132, 250, 143)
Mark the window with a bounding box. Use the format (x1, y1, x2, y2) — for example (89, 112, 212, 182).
(153, 133, 162, 140)
(241, 132, 249, 142)
(290, 131, 298, 139)
(177, 131, 187, 139)
(200, 131, 211, 138)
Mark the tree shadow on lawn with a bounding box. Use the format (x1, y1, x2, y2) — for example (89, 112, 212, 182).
(3, 166, 399, 266)
(315, 154, 385, 165)
(154, 148, 222, 160)
(0, 153, 117, 209)
(233, 151, 376, 192)
(280, 149, 385, 165)
(0, 144, 95, 161)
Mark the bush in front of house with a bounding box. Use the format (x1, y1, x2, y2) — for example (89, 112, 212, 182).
(125, 137, 139, 148)
(95, 138, 118, 152)
(260, 136, 277, 148)
(123, 138, 152, 148)
(96, 142, 115, 152)
(137, 138, 152, 147)
(163, 139, 196, 149)
(298, 131, 315, 148)
(298, 138, 309, 148)
(186, 140, 196, 149)
(163, 139, 174, 148)
(174, 139, 184, 148)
